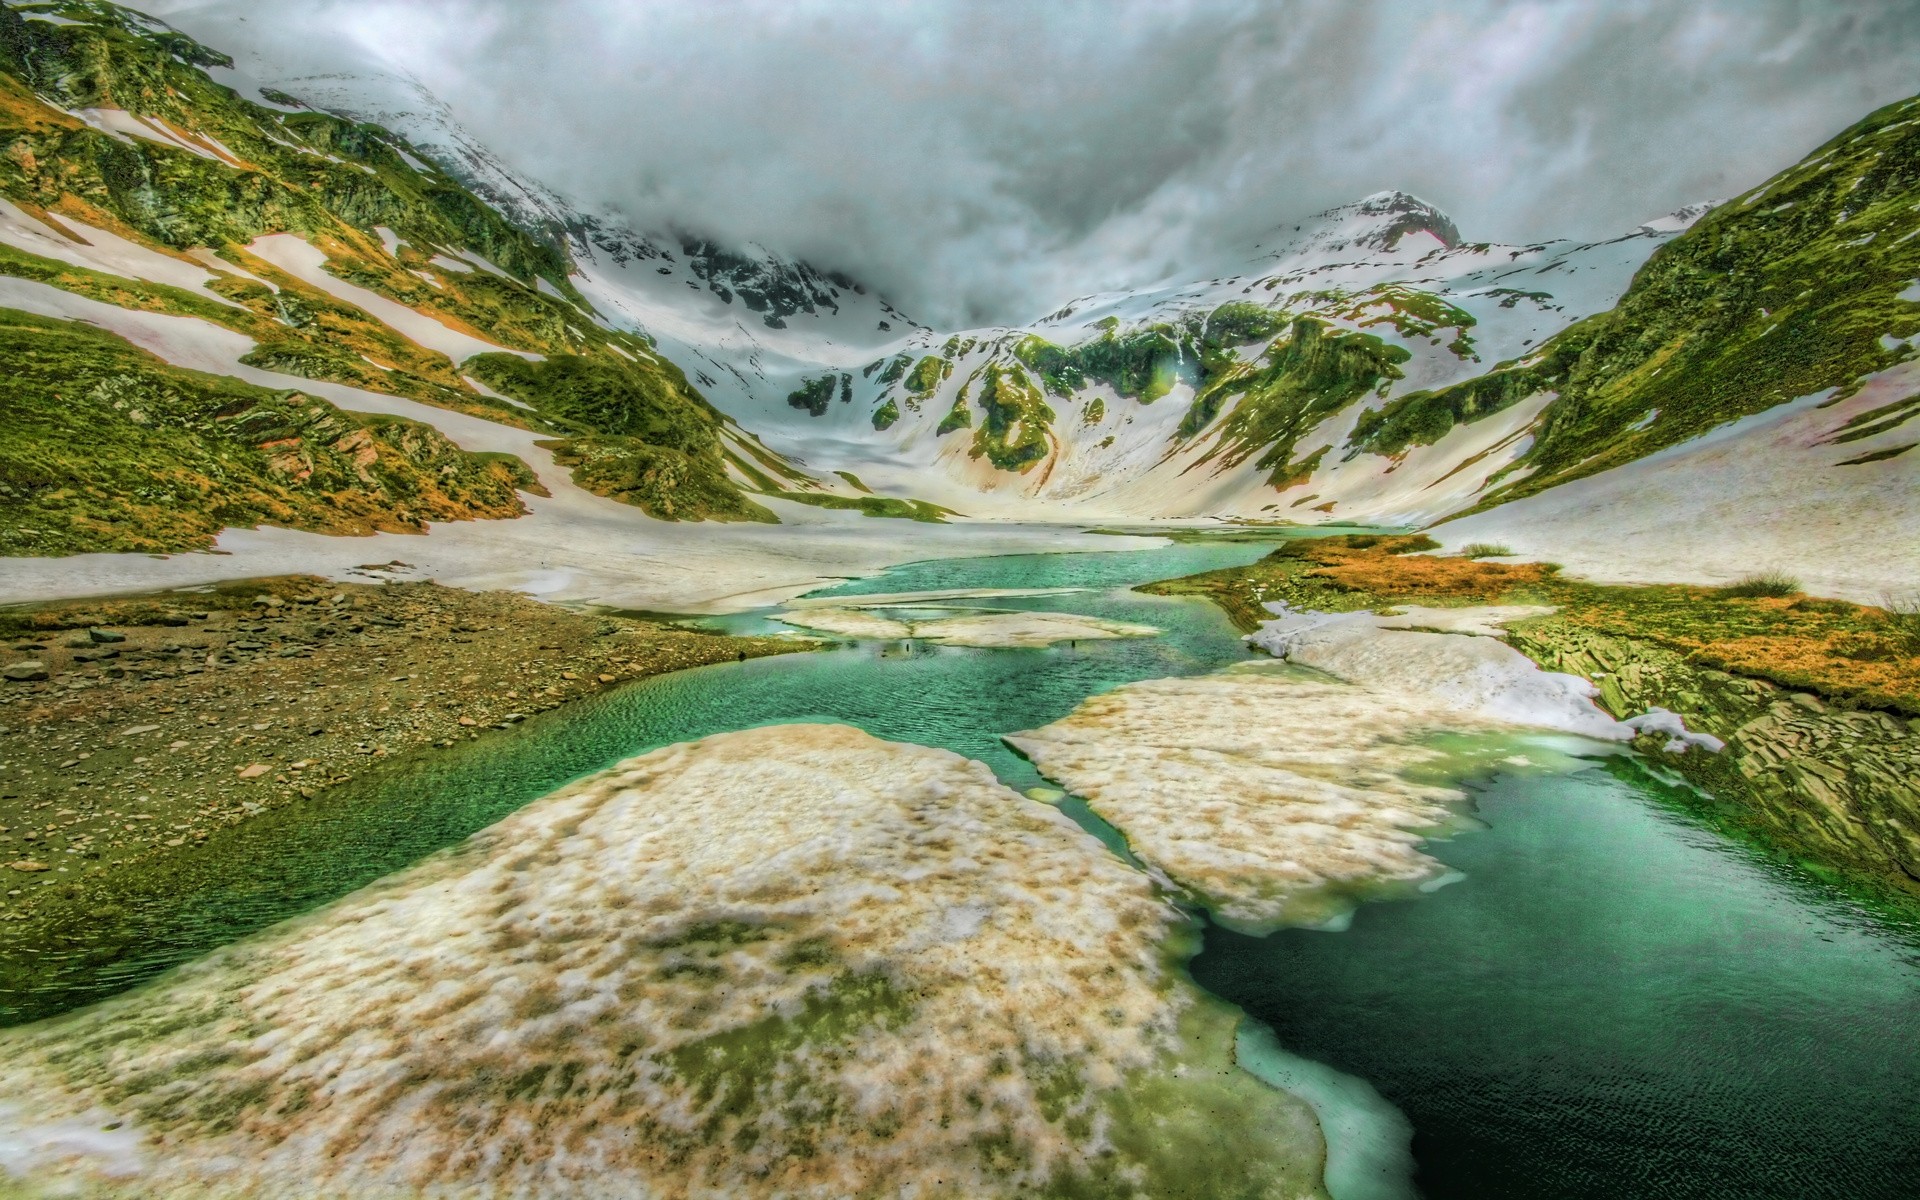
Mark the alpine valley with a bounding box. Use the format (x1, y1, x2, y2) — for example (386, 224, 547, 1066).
(1, 5, 1919, 1200)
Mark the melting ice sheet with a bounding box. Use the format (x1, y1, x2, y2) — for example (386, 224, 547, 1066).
(773, 604, 1161, 647)
(1007, 605, 1669, 931)
(0, 724, 1324, 1199)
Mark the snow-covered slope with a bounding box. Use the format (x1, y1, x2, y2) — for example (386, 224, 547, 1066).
(257, 69, 918, 357)
(688, 191, 1712, 521)
(226, 63, 1711, 524)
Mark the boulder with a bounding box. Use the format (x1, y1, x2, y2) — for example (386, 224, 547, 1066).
(88, 628, 126, 644)
(3, 662, 48, 682)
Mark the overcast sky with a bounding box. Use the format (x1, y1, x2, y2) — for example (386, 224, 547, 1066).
(151, 0, 1920, 325)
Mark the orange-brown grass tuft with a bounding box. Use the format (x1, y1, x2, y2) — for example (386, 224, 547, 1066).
(1282, 535, 1551, 600)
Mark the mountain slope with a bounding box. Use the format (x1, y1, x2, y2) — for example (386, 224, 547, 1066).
(1376, 90, 1920, 508)
(0, 0, 1912, 605)
(0, 0, 801, 548)
(729, 191, 1713, 522)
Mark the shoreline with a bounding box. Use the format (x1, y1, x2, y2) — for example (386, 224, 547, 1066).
(1141, 535, 1920, 914)
(0, 574, 815, 976)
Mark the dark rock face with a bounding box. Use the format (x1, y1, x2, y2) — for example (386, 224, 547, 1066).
(1349, 190, 1462, 251)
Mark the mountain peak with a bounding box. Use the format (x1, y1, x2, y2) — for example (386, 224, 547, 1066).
(1250, 189, 1461, 267)
(1344, 190, 1462, 250)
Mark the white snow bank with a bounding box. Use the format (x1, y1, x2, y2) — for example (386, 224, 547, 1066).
(247, 233, 541, 364)
(774, 606, 1159, 648)
(1248, 601, 1722, 750)
(1248, 603, 1627, 739)
(1434, 364, 1920, 603)
(0, 198, 241, 305)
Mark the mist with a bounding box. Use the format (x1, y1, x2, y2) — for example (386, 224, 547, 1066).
(149, 0, 1920, 325)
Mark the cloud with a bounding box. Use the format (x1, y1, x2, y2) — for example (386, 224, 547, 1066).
(149, 0, 1920, 325)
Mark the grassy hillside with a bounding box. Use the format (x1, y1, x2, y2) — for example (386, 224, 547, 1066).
(1353, 91, 1920, 497)
(0, 0, 790, 537)
(0, 308, 536, 553)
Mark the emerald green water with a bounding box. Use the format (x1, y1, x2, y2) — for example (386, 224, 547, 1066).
(0, 540, 1279, 1022)
(6, 535, 1918, 1198)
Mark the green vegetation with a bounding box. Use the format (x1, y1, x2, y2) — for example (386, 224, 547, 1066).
(767, 490, 954, 522)
(902, 354, 951, 396)
(1719, 571, 1802, 599)
(1321, 284, 1477, 357)
(936, 389, 972, 435)
(0, 308, 535, 554)
(1014, 323, 1187, 403)
(1349, 337, 1581, 458)
(1082, 396, 1105, 425)
(1185, 317, 1409, 487)
(1362, 93, 1920, 500)
(0, 5, 799, 528)
(871, 396, 900, 430)
(969, 363, 1055, 472)
(876, 353, 912, 385)
(1459, 542, 1515, 558)
(467, 353, 771, 521)
(786, 374, 837, 416)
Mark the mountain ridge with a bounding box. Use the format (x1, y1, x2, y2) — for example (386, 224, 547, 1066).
(0, 0, 1912, 605)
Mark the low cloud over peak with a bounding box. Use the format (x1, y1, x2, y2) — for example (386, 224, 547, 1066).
(151, 0, 1920, 326)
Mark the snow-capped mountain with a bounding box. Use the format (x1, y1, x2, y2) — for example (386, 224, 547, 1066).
(8, 0, 1911, 570)
(695, 190, 1714, 523)
(247, 67, 919, 360)
(193, 58, 1740, 527)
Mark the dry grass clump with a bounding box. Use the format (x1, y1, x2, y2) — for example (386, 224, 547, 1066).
(1885, 594, 1920, 656)
(1458, 542, 1515, 558)
(1717, 571, 1803, 599)
(1289, 535, 1551, 599)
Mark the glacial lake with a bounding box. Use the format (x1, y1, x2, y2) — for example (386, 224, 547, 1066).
(7, 534, 1917, 1198)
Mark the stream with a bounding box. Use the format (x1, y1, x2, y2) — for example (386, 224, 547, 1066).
(7, 534, 1918, 1198)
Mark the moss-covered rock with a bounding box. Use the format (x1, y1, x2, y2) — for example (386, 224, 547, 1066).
(786, 374, 836, 417)
(902, 353, 951, 396)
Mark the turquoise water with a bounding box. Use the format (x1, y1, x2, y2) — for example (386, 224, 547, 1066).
(0, 540, 1277, 1023)
(6, 535, 1918, 1199)
(1192, 756, 1920, 1199)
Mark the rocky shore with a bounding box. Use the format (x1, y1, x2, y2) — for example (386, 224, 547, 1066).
(0, 573, 811, 923)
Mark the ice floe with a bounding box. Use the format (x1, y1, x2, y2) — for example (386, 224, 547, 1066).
(1010, 602, 1719, 930)
(0, 724, 1323, 1199)
(773, 605, 1160, 648)
(1007, 666, 1495, 930)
